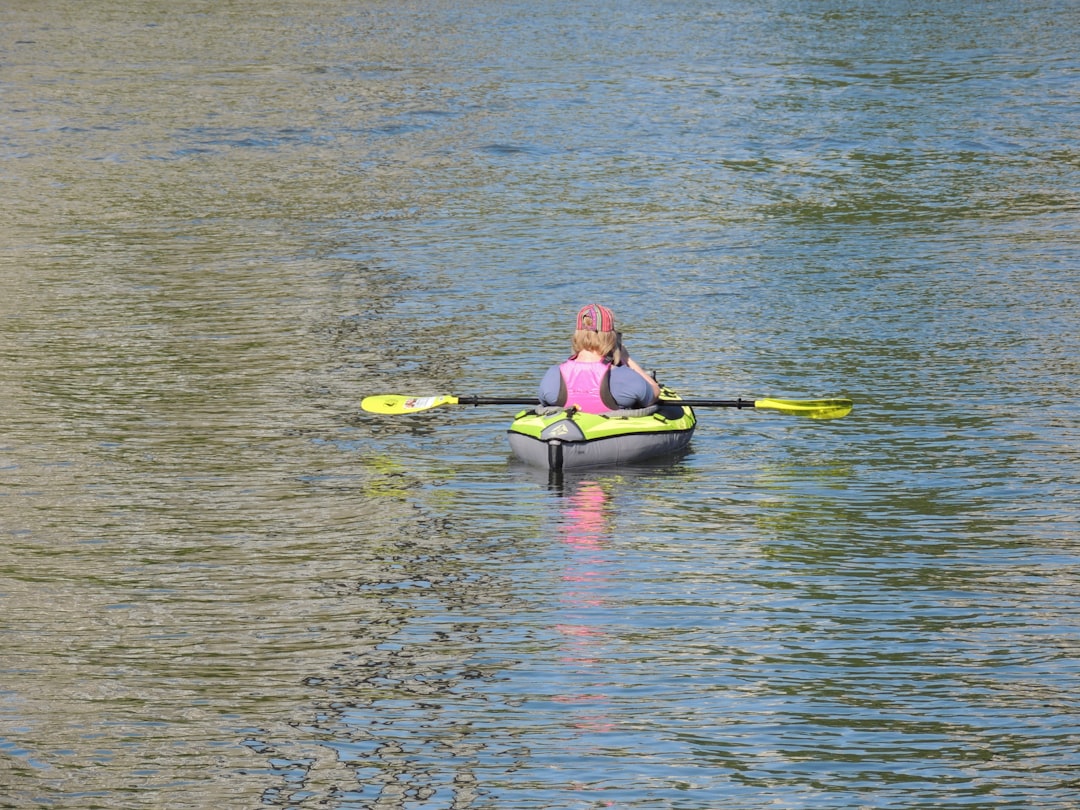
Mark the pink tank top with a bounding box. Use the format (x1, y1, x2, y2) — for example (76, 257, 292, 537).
(559, 359, 614, 413)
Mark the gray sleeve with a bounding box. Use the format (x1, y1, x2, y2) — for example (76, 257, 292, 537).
(608, 365, 655, 408)
(538, 365, 563, 405)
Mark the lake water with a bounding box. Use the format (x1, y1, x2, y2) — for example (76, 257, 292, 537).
(2, 1, 1078, 807)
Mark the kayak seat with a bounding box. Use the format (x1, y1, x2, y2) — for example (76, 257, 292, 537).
(532, 404, 660, 419)
(533, 405, 570, 416)
(601, 405, 659, 419)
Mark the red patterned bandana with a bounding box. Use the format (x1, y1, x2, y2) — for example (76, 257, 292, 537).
(576, 303, 615, 332)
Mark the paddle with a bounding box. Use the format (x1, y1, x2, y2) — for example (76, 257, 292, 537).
(361, 394, 852, 419)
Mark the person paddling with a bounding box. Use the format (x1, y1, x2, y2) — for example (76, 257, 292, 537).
(538, 303, 661, 413)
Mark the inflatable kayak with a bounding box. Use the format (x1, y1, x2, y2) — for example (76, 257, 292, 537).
(507, 389, 696, 471)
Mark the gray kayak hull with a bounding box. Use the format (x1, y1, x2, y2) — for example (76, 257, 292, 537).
(506, 401, 696, 471)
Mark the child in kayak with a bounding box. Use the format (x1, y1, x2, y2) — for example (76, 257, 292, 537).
(538, 303, 661, 413)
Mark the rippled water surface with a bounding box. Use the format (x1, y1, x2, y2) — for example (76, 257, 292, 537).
(2, 1, 1078, 807)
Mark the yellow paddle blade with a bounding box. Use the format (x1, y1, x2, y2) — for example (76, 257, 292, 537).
(360, 394, 460, 414)
(753, 398, 853, 419)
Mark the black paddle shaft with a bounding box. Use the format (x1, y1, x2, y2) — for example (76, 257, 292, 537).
(455, 396, 755, 408)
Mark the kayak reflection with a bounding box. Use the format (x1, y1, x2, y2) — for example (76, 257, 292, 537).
(554, 478, 618, 738)
(558, 480, 613, 551)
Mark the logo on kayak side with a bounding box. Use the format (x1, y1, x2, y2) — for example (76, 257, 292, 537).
(540, 419, 586, 442)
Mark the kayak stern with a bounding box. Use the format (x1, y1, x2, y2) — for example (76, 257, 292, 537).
(506, 393, 696, 471)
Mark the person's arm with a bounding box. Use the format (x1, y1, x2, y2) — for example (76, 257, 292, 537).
(538, 365, 564, 405)
(609, 363, 660, 407)
(613, 334, 661, 404)
(625, 357, 661, 404)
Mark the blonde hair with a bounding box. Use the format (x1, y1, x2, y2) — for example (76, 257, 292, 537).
(572, 329, 617, 357)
